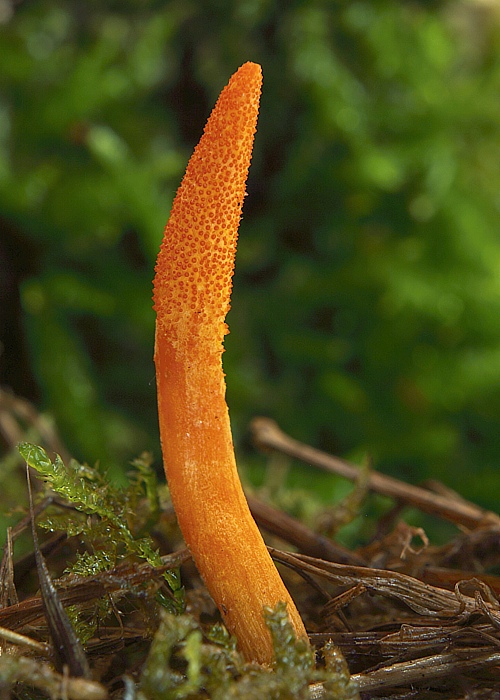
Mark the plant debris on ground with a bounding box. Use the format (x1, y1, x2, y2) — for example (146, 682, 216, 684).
(0, 389, 499, 699)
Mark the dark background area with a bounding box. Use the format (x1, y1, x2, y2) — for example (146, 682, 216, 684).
(1, 0, 499, 509)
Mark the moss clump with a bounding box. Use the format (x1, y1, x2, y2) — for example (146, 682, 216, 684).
(139, 603, 359, 700)
(19, 442, 183, 612)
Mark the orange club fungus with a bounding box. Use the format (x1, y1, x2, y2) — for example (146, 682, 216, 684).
(153, 62, 308, 664)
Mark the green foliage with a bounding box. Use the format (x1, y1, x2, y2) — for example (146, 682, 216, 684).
(1, 1, 500, 504)
(19, 442, 183, 610)
(138, 603, 359, 699)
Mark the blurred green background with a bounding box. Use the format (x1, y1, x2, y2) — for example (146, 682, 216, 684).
(1, 0, 499, 508)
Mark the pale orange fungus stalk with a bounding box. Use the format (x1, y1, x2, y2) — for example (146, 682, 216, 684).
(153, 62, 308, 664)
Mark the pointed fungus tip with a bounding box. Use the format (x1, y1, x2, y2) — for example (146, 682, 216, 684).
(153, 61, 262, 350)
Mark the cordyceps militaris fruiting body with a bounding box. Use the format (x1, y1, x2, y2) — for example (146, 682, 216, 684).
(153, 62, 308, 664)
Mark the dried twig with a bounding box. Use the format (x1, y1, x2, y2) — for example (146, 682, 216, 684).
(0, 655, 107, 700)
(248, 495, 366, 565)
(26, 464, 91, 678)
(310, 650, 500, 697)
(269, 548, 488, 619)
(0, 549, 190, 632)
(251, 417, 500, 529)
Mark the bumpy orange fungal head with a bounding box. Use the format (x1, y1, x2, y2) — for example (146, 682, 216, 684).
(153, 61, 262, 351)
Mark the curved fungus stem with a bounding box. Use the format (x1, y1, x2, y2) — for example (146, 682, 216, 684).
(153, 62, 308, 664)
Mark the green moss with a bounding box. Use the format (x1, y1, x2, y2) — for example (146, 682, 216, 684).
(19, 442, 183, 612)
(138, 603, 359, 700)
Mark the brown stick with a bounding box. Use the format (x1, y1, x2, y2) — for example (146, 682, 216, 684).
(251, 417, 500, 530)
(309, 650, 500, 697)
(247, 495, 366, 566)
